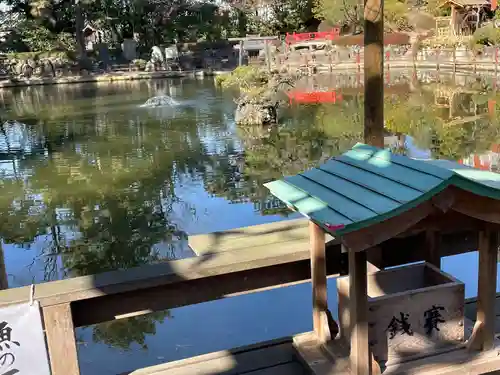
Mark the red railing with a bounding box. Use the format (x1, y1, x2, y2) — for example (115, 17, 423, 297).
(285, 29, 341, 45)
(287, 90, 343, 104)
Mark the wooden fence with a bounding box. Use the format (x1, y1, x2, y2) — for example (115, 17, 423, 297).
(0, 222, 482, 374)
(273, 46, 500, 74)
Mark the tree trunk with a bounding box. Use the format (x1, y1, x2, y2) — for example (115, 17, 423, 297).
(74, 0, 87, 61)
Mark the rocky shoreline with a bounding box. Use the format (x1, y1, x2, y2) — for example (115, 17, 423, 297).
(0, 69, 232, 88)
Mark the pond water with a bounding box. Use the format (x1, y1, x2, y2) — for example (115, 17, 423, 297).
(1, 72, 500, 374)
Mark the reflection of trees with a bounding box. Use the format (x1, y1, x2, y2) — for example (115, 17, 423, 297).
(92, 311, 172, 351)
(214, 84, 500, 217)
(0, 81, 218, 350)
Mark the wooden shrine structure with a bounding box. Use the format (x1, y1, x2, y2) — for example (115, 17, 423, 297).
(264, 143, 500, 374)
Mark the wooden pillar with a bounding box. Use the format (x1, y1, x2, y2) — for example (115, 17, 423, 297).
(238, 40, 244, 66)
(43, 303, 80, 375)
(348, 247, 371, 374)
(310, 221, 331, 343)
(425, 230, 441, 268)
(475, 229, 498, 350)
(363, 0, 384, 148)
(0, 242, 8, 290)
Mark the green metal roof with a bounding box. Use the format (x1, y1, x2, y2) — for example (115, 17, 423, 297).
(264, 143, 500, 236)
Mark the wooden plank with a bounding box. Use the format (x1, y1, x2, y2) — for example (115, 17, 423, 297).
(286, 175, 378, 222)
(338, 149, 444, 193)
(264, 179, 354, 227)
(122, 337, 297, 375)
(302, 168, 400, 215)
(425, 230, 441, 268)
(294, 332, 350, 375)
(319, 160, 422, 204)
(188, 219, 311, 255)
(476, 229, 499, 350)
(452, 187, 500, 225)
(342, 201, 435, 252)
(245, 362, 305, 375)
(0, 237, 315, 309)
(43, 303, 80, 375)
(383, 340, 500, 374)
(71, 246, 346, 327)
(348, 247, 370, 375)
(310, 222, 331, 343)
(0, 224, 481, 320)
(350, 144, 453, 180)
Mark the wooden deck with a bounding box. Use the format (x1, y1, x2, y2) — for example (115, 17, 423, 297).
(123, 338, 306, 375)
(120, 295, 500, 375)
(291, 295, 500, 375)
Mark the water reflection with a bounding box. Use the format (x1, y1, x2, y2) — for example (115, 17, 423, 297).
(1, 72, 500, 373)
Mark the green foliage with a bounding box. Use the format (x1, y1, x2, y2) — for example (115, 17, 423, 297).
(472, 24, 500, 48)
(216, 66, 269, 93)
(18, 19, 76, 52)
(313, 0, 439, 31)
(132, 59, 147, 69)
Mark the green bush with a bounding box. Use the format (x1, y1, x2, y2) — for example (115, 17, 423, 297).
(215, 65, 269, 92)
(472, 24, 500, 49)
(132, 59, 147, 69)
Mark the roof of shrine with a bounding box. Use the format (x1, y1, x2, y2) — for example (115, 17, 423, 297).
(264, 143, 500, 236)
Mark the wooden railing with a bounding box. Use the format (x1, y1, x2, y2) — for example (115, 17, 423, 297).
(0, 223, 481, 375)
(276, 46, 500, 74)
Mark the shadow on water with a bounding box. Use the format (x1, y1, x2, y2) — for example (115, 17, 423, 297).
(1, 71, 500, 373)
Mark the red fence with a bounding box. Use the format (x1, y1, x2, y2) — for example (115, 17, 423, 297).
(287, 90, 343, 104)
(285, 29, 341, 45)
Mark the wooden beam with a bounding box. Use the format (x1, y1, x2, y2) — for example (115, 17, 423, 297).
(425, 230, 441, 268)
(348, 246, 371, 375)
(310, 221, 332, 343)
(0, 242, 8, 290)
(43, 303, 80, 375)
(363, 0, 384, 147)
(342, 201, 435, 252)
(475, 229, 499, 350)
(71, 252, 346, 327)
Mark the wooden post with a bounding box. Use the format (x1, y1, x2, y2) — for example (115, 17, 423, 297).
(264, 41, 271, 72)
(453, 47, 456, 74)
(495, 48, 498, 77)
(436, 47, 440, 71)
(425, 230, 441, 268)
(0, 242, 8, 289)
(238, 40, 243, 66)
(310, 221, 331, 343)
(348, 247, 371, 374)
(363, 0, 384, 148)
(43, 303, 80, 375)
(475, 229, 498, 350)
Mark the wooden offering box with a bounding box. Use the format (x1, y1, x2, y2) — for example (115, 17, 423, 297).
(337, 262, 465, 365)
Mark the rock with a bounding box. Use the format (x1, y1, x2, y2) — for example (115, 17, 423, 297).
(235, 102, 277, 125)
(145, 61, 155, 72)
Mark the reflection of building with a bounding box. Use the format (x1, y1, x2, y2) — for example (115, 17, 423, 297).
(459, 144, 500, 171)
(437, 0, 490, 36)
(253, 197, 287, 213)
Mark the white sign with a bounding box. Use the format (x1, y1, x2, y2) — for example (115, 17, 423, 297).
(0, 302, 50, 375)
(164, 45, 179, 60)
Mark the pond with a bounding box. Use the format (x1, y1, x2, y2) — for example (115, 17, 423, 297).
(1, 72, 500, 374)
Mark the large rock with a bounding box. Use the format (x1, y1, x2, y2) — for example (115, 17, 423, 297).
(235, 101, 277, 125)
